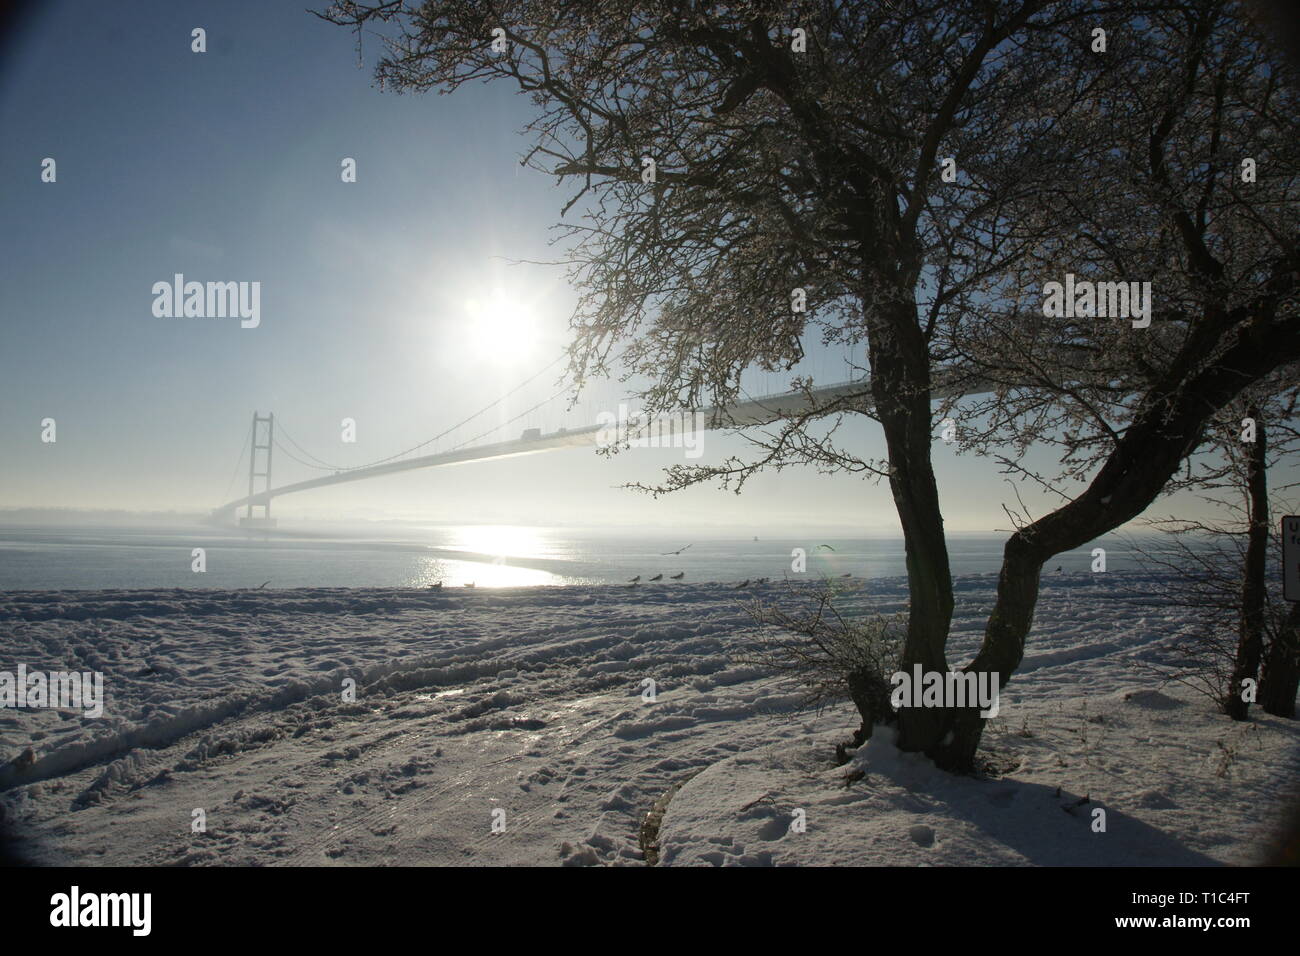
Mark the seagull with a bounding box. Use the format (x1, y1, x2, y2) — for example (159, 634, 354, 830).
(649, 574, 663, 582)
(661, 544, 693, 556)
(670, 572, 684, 580)
(1054, 566, 1063, 573)
(817, 544, 835, 552)
(735, 579, 750, 588)
(255, 581, 271, 590)
(628, 575, 641, 583)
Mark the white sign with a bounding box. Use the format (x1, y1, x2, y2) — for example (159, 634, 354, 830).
(1284, 516, 1300, 602)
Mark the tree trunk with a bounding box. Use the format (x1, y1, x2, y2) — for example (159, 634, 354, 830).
(1225, 406, 1267, 720)
(856, 289, 955, 754)
(1260, 601, 1300, 718)
(934, 531, 1047, 770)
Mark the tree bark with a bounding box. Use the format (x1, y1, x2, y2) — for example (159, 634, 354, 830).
(1225, 406, 1267, 719)
(1260, 600, 1300, 718)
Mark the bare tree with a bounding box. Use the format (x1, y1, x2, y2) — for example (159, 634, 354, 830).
(1124, 494, 1295, 716)
(321, 0, 1300, 768)
(1110, 369, 1298, 717)
(1208, 388, 1300, 717)
(1229, 403, 1273, 717)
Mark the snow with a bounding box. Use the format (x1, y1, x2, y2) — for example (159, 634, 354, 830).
(1, 573, 1296, 865)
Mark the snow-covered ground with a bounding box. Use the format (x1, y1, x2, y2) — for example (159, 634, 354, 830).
(1, 573, 1296, 866)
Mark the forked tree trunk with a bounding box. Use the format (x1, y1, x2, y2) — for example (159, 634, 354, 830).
(1260, 601, 1300, 718)
(847, 286, 1297, 767)
(1225, 406, 1267, 720)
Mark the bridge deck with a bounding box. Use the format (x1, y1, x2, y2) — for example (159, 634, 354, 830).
(211, 375, 980, 518)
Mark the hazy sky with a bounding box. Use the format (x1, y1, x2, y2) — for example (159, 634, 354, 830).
(0, 1, 1283, 534)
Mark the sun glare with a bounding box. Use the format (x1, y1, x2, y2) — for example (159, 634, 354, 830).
(464, 290, 540, 363)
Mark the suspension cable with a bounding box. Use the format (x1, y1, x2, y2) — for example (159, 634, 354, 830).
(448, 384, 572, 452)
(252, 351, 571, 478)
(272, 435, 343, 472)
(276, 421, 348, 472)
(352, 351, 569, 469)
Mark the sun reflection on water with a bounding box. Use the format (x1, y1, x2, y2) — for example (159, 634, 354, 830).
(406, 525, 562, 587)
(444, 525, 553, 560)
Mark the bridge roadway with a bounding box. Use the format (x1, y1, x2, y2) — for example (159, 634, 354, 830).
(210, 373, 983, 520)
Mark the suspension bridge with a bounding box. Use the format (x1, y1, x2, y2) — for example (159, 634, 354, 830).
(209, 357, 984, 527)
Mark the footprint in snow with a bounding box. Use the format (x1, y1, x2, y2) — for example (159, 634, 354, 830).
(908, 824, 935, 847)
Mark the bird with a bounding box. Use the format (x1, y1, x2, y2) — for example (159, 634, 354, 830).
(661, 544, 693, 556)
(628, 575, 641, 583)
(1054, 566, 1063, 573)
(817, 544, 836, 552)
(649, 574, 663, 582)
(735, 579, 750, 588)
(255, 581, 271, 590)
(670, 572, 684, 580)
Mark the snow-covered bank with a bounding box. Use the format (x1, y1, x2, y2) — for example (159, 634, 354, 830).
(1, 575, 1296, 865)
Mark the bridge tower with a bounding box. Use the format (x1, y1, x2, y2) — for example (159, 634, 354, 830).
(240, 412, 277, 529)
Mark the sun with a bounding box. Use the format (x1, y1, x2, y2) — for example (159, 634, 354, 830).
(464, 289, 540, 363)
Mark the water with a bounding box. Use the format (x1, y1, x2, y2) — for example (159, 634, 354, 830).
(0, 522, 1150, 591)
